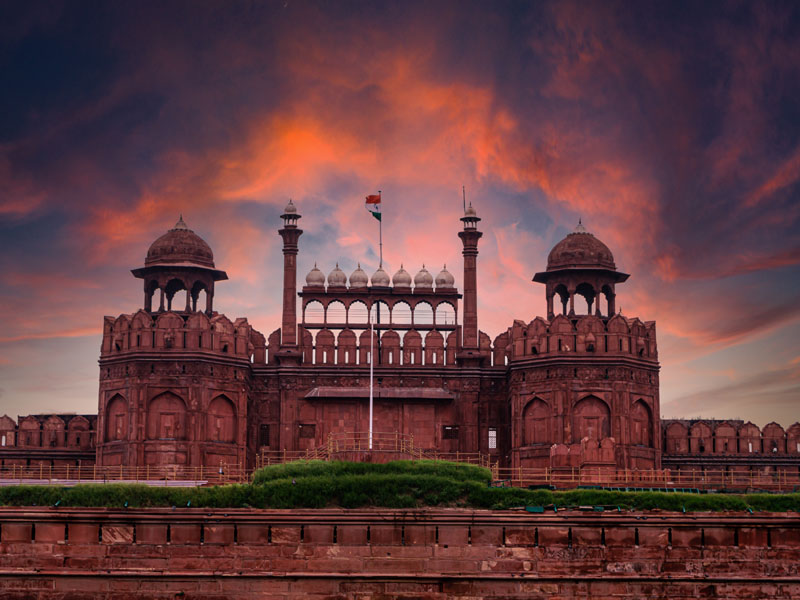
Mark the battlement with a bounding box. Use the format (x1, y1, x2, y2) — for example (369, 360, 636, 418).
(101, 310, 267, 364)
(663, 419, 800, 456)
(493, 313, 657, 365)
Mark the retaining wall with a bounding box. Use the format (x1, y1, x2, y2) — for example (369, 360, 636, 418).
(1, 507, 799, 598)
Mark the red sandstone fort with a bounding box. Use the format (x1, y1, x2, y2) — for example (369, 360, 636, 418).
(1, 202, 798, 485)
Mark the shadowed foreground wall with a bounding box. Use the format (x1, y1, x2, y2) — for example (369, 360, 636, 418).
(1, 507, 799, 598)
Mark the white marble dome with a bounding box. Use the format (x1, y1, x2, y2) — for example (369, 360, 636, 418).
(327, 263, 347, 287)
(414, 265, 433, 289)
(349, 263, 368, 289)
(435, 265, 455, 289)
(305, 263, 325, 287)
(392, 265, 412, 288)
(371, 266, 390, 287)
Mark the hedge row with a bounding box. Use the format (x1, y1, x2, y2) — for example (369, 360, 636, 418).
(0, 460, 799, 512)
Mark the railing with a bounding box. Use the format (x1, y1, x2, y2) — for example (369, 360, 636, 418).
(0, 463, 249, 486)
(490, 466, 800, 492)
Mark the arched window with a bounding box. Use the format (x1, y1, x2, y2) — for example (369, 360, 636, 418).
(630, 400, 652, 447)
(435, 302, 456, 325)
(207, 396, 236, 443)
(304, 300, 325, 323)
(552, 284, 569, 316)
(572, 396, 611, 443)
(575, 282, 596, 315)
(522, 398, 551, 445)
(348, 301, 368, 324)
(326, 300, 346, 324)
(105, 395, 128, 442)
(392, 301, 413, 325)
(368, 301, 391, 324)
(413, 302, 434, 326)
(147, 393, 187, 440)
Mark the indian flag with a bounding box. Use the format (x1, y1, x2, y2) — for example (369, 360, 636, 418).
(365, 193, 381, 221)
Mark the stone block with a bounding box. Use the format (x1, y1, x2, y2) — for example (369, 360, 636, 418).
(404, 524, 435, 546)
(237, 524, 269, 544)
(68, 523, 100, 544)
(137, 523, 168, 545)
(101, 524, 134, 544)
(170, 523, 201, 544)
(438, 525, 469, 547)
(303, 524, 333, 544)
(369, 524, 402, 545)
(271, 525, 300, 544)
(204, 524, 235, 544)
(34, 522, 65, 543)
(1, 523, 32, 543)
(470, 525, 503, 545)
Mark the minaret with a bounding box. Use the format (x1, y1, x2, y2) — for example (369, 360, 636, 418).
(458, 203, 482, 350)
(278, 200, 303, 349)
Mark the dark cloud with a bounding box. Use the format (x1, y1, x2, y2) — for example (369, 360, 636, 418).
(0, 0, 799, 419)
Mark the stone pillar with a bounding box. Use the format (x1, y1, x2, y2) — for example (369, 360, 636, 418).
(458, 205, 482, 349)
(159, 288, 165, 312)
(278, 201, 303, 349)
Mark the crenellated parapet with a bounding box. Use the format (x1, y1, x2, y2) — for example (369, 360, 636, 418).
(663, 419, 800, 456)
(101, 309, 267, 364)
(493, 313, 657, 364)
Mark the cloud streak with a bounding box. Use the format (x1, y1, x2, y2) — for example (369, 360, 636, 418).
(0, 0, 799, 422)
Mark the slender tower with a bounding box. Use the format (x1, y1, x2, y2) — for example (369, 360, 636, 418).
(458, 203, 482, 351)
(278, 200, 303, 357)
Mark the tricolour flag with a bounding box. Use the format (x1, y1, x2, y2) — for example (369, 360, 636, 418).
(365, 193, 381, 221)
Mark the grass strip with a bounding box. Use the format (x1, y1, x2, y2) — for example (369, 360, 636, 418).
(1, 460, 798, 512)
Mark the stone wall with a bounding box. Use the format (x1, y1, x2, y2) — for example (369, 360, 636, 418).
(1, 507, 798, 598)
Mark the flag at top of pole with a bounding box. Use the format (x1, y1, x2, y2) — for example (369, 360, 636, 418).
(365, 193, 381, 221)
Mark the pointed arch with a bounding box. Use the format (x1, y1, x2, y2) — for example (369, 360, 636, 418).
(147, 392, 188, 440)
(630, 400, 652, 447)
(572, 396, 610, 443)
(522, 398, 551, 445)
(105, 395, 128, 442)
(207, 395, 236, 443)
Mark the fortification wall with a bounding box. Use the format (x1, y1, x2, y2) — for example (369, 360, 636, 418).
(1, 507, 798, 598)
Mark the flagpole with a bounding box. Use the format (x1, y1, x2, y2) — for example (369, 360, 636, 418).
(378, 189, 383, 267)
(369, 306, 374, 451)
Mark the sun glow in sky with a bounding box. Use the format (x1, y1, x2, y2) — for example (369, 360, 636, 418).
(0, 1, 799, 425)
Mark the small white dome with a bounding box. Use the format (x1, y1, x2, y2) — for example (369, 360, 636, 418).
(305, 263, 325, 287)
(464, 202, 477, 218)
(371, 266, 390, 287)
(392, 264, 412, 288)
(349, 263, 368, 288)
(327, 263, 347, 287)
(435, 265, 455, 289)
(284, 199, 297, 214)
(414, 265, 433, 289)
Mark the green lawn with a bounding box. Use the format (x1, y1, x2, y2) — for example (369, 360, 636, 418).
(1, 460, 798, 512)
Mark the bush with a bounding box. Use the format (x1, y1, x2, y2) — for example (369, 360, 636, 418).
(2, 461, 800, 512)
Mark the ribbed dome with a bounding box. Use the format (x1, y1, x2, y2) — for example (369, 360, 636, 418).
(414, 265, 433, 289)
(305, 263, 325, 287)
(546, 223, 616, 271)
(435, 265, 455, 289)
(371, 266, 390, 287)
(145, 217, 215, 268)
(349, 263, 368, 288)
(283, 199, 297, 214)
(327, 263, 347, 287)
(392, 265, 412, 288)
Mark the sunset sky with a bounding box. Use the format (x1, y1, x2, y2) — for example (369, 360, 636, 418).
(1, 1, 799, 425)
